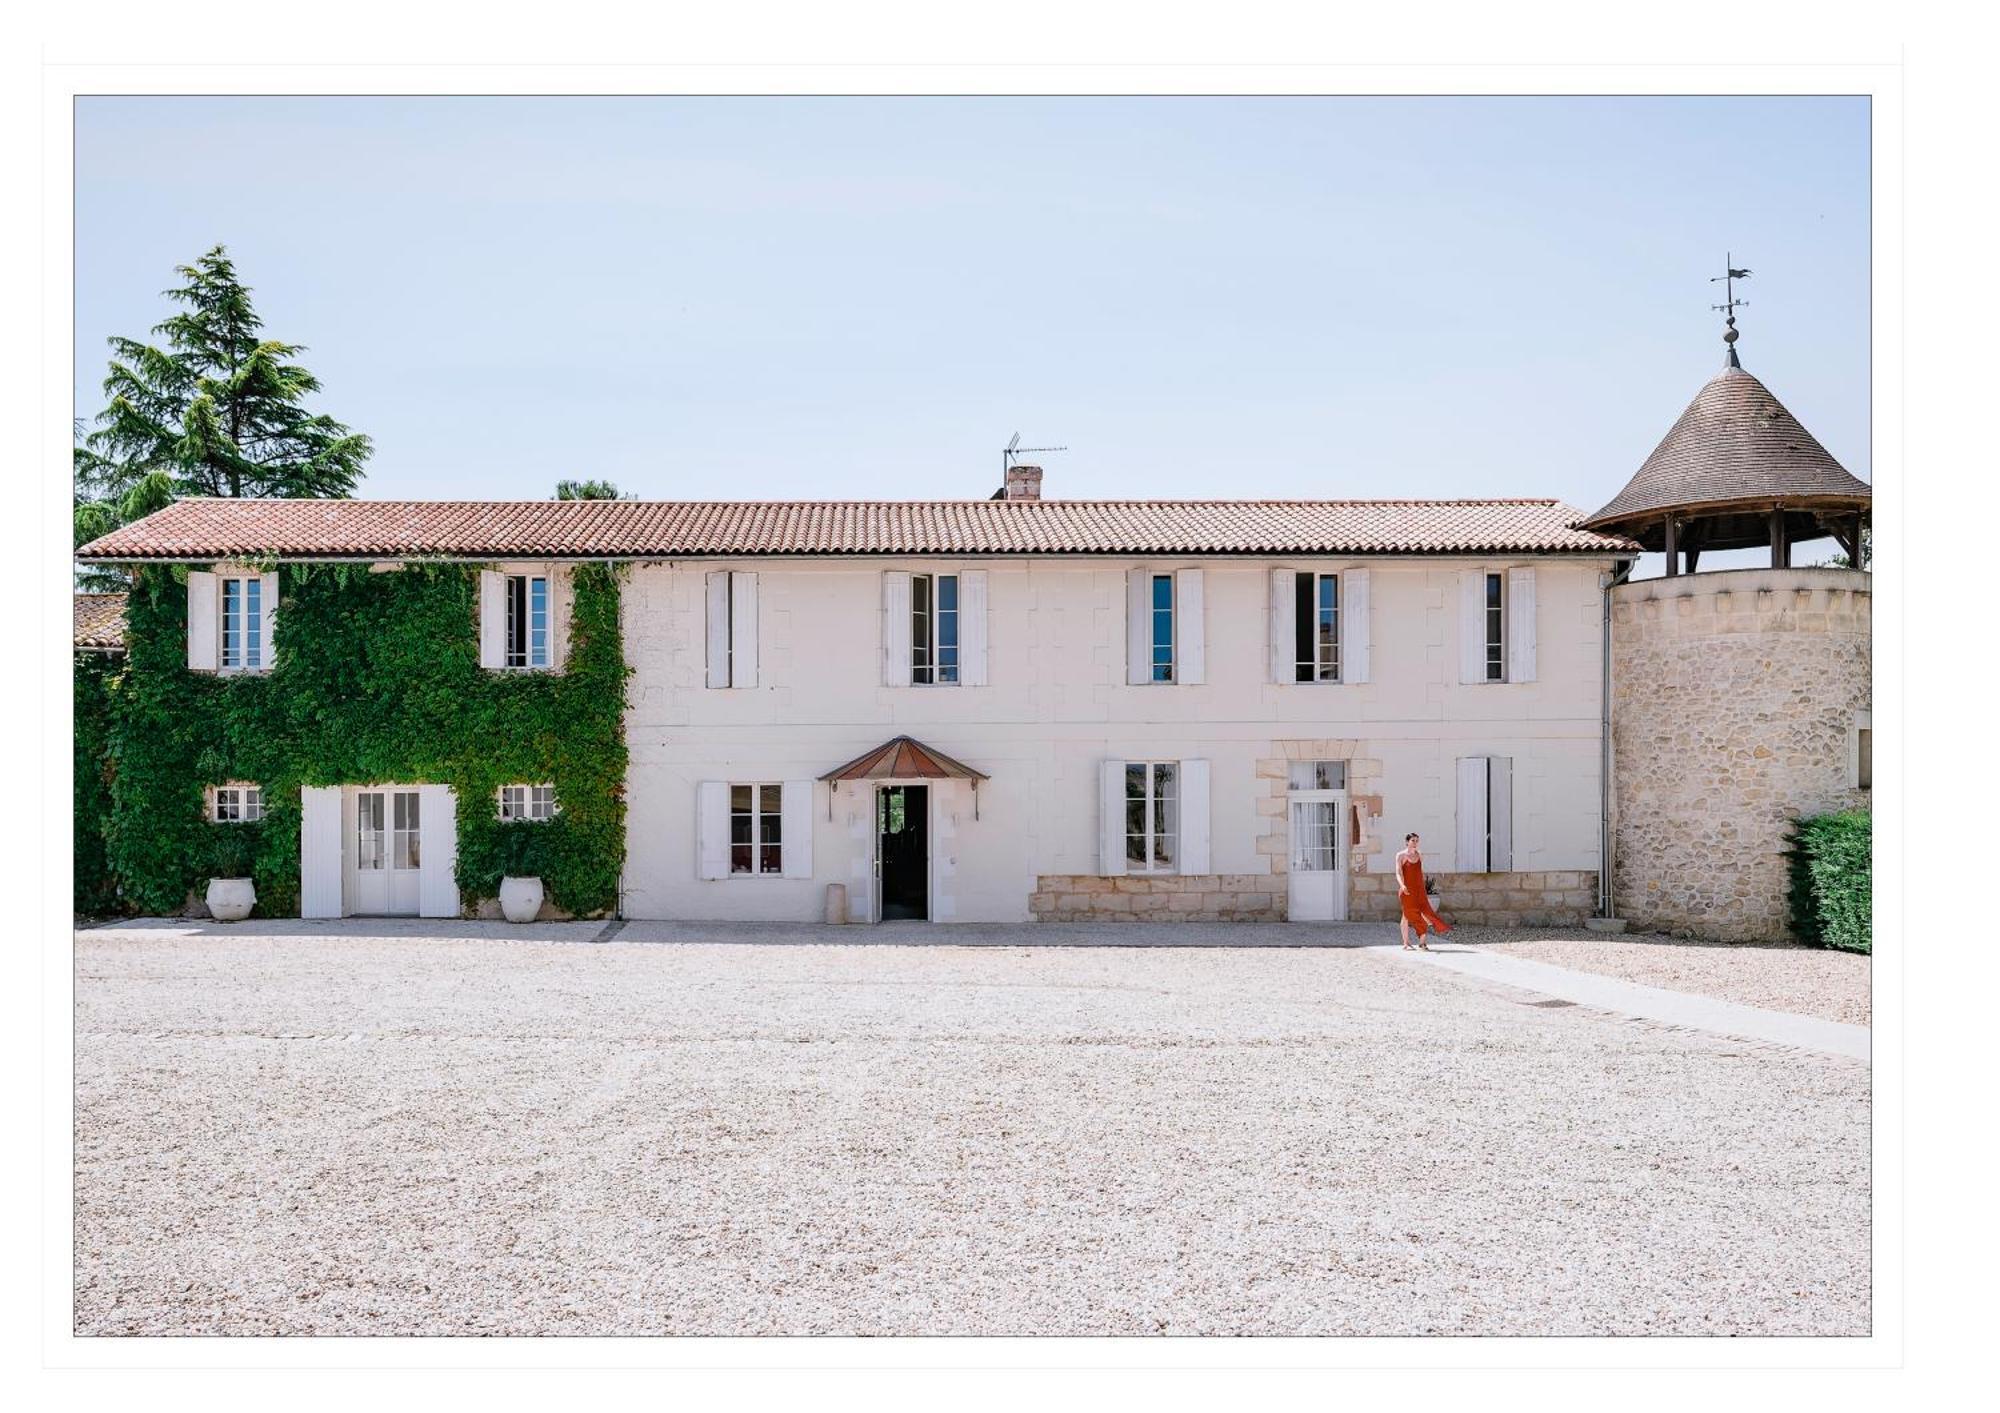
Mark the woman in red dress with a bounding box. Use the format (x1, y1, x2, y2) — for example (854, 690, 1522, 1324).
(1396, 832, 1451, 951)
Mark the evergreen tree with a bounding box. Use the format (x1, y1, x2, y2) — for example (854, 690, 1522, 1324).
(76, 245, 372, 518)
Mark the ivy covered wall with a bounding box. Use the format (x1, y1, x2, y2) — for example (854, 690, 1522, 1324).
(106, 562, 629, 917)
(74, 652, 122, 914)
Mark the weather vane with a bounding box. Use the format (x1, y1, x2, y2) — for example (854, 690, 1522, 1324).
(1709, 254, 1752, 364)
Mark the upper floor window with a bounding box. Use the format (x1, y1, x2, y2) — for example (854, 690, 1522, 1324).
(1125, 761, 1179, 873)
(498, 784, 557, 822)
(1150, 573, 1175, 683)
(212, 784, 264, 822)
(506, 574, 550, 669)
(1294, 571, 1340, 682)
(911, 572, 960, 685)
(220, 575, 264, 671)
(1484, 571, 1505, 682)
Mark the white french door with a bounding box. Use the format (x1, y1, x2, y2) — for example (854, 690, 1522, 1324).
(347, 787, 423, 916)
(1286, 790, 1347, 922)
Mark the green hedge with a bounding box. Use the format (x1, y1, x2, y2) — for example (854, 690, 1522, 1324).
(105, 562, 629, 918)
(74, 651, 123, 914)
(1786, 810, 1871, 954)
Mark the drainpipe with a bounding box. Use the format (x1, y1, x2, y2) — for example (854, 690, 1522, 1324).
(1599, 558, 1635, 917)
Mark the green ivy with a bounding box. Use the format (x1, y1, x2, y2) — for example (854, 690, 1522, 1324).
(74, 652, 123, 913)
(105, 562, 629, 917)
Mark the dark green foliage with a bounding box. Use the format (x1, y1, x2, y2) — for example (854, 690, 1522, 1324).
(73, 653, 122, 914)
(555, 479, 630, 501)
(1786, 810, 1871, 954)
(105, 563, 629, 918)
(74, 247, 373, 588)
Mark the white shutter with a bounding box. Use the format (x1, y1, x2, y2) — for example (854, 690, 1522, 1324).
(418, 784, 460, 919)
(781, 779, 813, 879)
(259, 572, 279, 670)
(882, 572, 913, 687)
(1507, 567, 1537, 684)
(299, 785, 343, 918)
(696, 781, 730, 879)
(705, 571, 731, 688)
(478, 570, 506, 670)
(1125, 568, 1150, 686)
(1178, 758, 1211, 875)
(1343, 568, 1371, 684)
(1270, 568, 1295, 684)
(730, 571, 759, 688)
(1099, 759, 1128, 876)
(1175, 568, 1205, 685)
(1489, 756, 1514, 872)
(1459, 569, 1486, 684)
(959, 569, 989, 686)
(186, 571, 217, 671)
(1456, 757, 1489, 872)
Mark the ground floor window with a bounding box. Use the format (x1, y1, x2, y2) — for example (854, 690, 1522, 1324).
(731, 784, 783, 875)
(1125, 761, 1179, 872)
(498, 784, 557, 822)
(211, 784, 264, 822)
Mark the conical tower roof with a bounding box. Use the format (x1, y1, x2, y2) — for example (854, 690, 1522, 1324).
(1580, 362, 1870, 550)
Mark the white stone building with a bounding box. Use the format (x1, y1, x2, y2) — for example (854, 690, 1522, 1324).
(79, 480, 1637, 925)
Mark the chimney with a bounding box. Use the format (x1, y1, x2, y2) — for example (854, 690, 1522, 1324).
(997, 464, 1044, 501)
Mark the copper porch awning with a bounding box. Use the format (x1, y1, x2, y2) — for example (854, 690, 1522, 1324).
(819, 735, 990, 783)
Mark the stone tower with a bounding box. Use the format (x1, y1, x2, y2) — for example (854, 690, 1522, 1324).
(1581, 329, 1872, 941)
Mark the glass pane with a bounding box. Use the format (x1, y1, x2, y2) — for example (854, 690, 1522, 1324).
(731, 785, 751, 812)
(221, 580, 241, 667)
(1127, 833, 1147, 867)
(730, 844, 752, 874)
(1151, 575, 1174, 683)
(759, 784, 782, 816)
(507, 576, 527, 666)
(530, 577, 549, 666)
(761, 807, 783, 847)
(911, 575, 932, 681)
(244, 579, 262, 668)
(1318, 576, 1338, 678)
(760, 844, 782, 875)
(730, 814, 752, 845)
(533, 786, 554, 819)
(1486, 573, 1503, 609)
(1294, 573, 1315, 681)
(394, 793, 410, 831)
(1126, 763, 1147, 801)
(938, 575, 957, 611)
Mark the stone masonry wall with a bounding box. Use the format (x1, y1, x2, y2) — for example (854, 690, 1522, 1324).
(1029, 875, 1281, 922)
(1611, 567, 1870, 942)
(1349, 870, 1599, 927)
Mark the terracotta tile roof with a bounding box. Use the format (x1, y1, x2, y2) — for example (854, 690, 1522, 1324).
(1582, 365, 1871, 532)
(74, 592, 127, 650)
(76, 497, 1637, 560)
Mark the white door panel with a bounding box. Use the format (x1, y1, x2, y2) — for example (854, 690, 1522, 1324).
(1286, 791, 1347, 922)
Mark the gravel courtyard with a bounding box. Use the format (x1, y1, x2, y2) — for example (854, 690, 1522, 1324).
(74, 929, 1870, 1337)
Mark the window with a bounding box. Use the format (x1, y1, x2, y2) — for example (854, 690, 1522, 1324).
(498, 785, 557, 822)
(911, 573, 960, 685)
(220, 575, 263, 670)
(505, 573, 550, 669)
(1287, 760, 1347, 791)
(730, 784, 784, 876)
(212, 785, 264, 822)
(1125, 762, 1179, 873)
(1484, 571, 1505, 682)
(1150, 574, 1175, 682)
(1294, 572, 1340, 682)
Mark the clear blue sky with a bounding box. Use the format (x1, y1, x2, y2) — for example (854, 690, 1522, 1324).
(74, 96, 1869, 568)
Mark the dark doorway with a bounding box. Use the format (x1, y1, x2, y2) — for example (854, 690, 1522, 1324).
(877, 785, 928, 921)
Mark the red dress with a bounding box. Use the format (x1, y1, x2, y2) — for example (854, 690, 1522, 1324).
(1397, 854, 1450, 937)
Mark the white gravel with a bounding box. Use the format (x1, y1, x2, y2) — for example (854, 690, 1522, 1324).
(74, 930, 1870, 1336)
(1466, 927, 1872, 1026)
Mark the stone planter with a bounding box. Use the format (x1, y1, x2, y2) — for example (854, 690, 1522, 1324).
(499, 876, 544, 924)
(205, 877, 256, 923)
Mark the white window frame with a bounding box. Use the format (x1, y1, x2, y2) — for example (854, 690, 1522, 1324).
(497, 784, 558, 822)
(1149, 573, 1176, 683)
(1293, 570, 1341, 683)
(1483, 570, 1506, 683)
(219, 574, 265, 672)
(728, 782, 786, 878)
(503, 572, 551, 670)
(211, 783, 265, 823)
(910, 571, 962, 686)
(1124, 761, 1180, 874)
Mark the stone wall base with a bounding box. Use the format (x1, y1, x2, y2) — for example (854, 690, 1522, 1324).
(1030, 874, 1282, 922)
(1350, 870, 1599, 928)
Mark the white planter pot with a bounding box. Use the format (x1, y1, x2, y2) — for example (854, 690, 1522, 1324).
(499, 876, 544, 924)
(205, 877, 256, 923)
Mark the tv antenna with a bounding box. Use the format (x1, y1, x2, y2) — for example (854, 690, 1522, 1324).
(1002, 431, 1067, 476)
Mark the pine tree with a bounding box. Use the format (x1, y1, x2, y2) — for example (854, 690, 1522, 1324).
(76, 245, 372, 516)
(555, 478, 629, 500)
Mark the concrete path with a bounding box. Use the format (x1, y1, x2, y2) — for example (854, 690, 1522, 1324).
(1374, 939, 1872, 1064)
